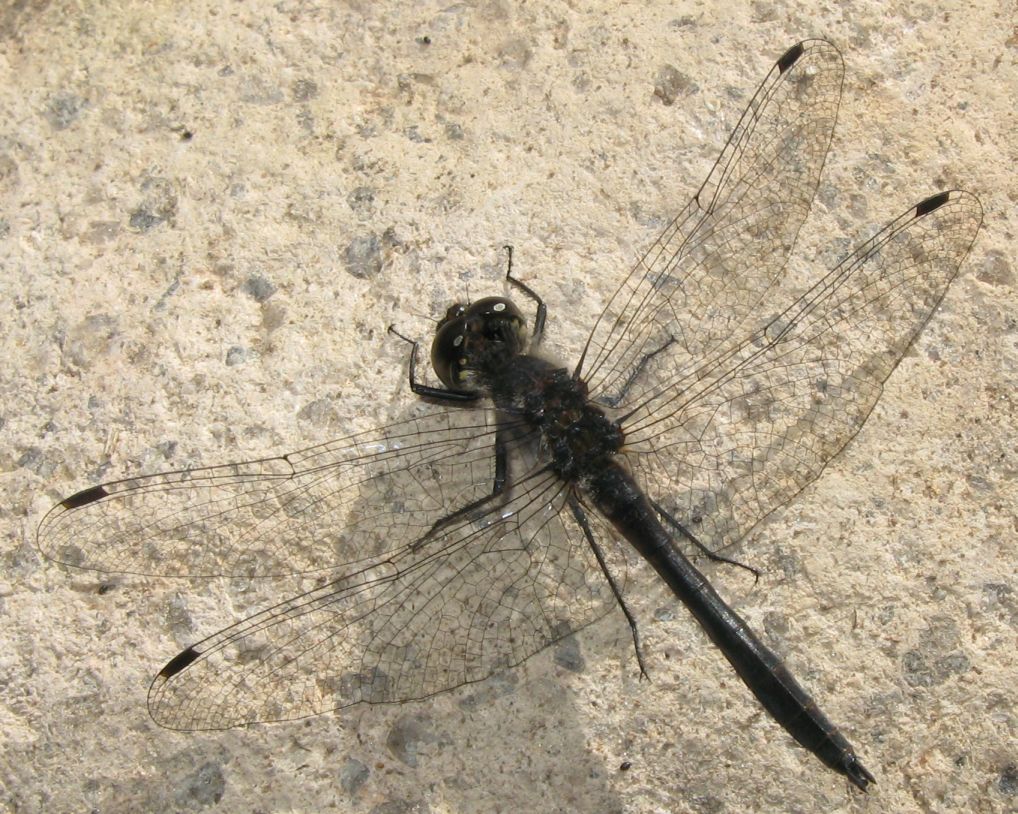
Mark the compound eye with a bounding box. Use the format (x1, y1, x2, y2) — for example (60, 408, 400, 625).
(430, 313, 467, 389)
(464, 297, 523, 325)
(437, 303, 467, 330)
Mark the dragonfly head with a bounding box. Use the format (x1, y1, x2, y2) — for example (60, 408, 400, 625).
(431, 297, 527, 390)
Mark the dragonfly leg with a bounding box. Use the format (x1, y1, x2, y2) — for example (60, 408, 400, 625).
(608, 335, 677, 410)
(502, 245, 547, 345)
(652, 499, 760, 582)
(567, 493, 650, 680)
(388, 325, 479, 402)
(412, 425, 510, 550)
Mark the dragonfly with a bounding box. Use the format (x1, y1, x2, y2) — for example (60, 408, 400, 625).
(37, 40, 982, 790)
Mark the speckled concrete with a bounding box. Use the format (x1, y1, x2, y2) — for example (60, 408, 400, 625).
(2, 2, 1015, 813)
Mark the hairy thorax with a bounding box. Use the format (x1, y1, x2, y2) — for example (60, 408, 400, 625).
(486, 354, 625, 481)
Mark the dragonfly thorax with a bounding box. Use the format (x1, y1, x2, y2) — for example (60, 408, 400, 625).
(493, 356, 626, 481)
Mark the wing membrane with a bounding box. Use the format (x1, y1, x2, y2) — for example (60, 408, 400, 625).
(621, 191, 983, 552)
(147, 468, 619, 729)
(38, 409, 507, 577)
(580, 40, 844, 407)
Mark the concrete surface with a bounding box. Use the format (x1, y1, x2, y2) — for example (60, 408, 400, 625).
(2, 1, 1015, 812)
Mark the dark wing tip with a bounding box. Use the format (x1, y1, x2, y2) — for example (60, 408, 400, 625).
(60, 484, 110, 510)
(915, 190, 952, 217)
(777, 42, 805, 73)
(157, 646, 201, 679)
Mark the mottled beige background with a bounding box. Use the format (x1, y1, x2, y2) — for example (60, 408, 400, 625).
(2, 1, 1016, 812)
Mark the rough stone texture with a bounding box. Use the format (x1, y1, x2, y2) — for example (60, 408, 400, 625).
(2, 2, 1015, 813)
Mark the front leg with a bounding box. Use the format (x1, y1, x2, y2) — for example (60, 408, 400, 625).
(502, 246, 547, 346)
(389, 326, 478, 403)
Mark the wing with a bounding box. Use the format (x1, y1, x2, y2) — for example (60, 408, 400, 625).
(38, 408, 513, 577)
(620, 191, 982, 552)
(578, 40, 844, 406)
(147, 466, 621, 730)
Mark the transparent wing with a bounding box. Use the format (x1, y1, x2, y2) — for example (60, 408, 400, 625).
(147, 467, 620, 730)
(620, 191, 982, 552)
(579, 40, 844, 406)
(38, 409, 512, 577)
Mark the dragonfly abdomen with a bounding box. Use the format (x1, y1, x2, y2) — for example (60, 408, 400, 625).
(585, 462, 874, 790)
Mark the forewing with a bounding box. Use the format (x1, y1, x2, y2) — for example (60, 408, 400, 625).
(621, 191, 982, 552)
(37, 409, 506, 577)
(580, 40, 843, 406)
(147, 468, 620, 729)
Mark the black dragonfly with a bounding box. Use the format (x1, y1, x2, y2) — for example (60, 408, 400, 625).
(38, 40, 982, 790)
